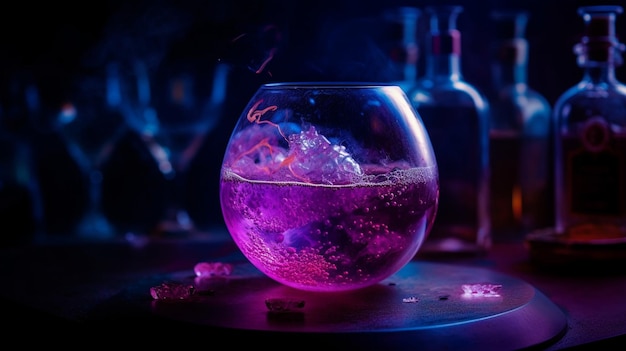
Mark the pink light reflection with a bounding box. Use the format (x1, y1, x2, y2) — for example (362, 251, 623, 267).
(461, 283, 503, 298)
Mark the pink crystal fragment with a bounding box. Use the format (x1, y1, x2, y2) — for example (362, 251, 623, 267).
(194, 262, 234, 277)
(461, 283, 502, 297)
(150, 282, 195, 300)
(265, 298, 306, 312)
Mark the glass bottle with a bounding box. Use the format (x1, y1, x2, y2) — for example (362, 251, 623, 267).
(488, 11, 552, 242)
(553, 5, 626, 239)
(408, 5, 491, 256)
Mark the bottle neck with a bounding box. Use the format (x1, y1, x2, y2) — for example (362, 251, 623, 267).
(494, 62, 527, 85)
(492, 38, 528, 87)
(576, 42, 622, 84)
(425, 29, 463, 80)
(427, 54, 462, 80)
(581, 64, 617, 84)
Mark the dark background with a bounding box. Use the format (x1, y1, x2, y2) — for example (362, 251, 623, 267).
(1, 0, 626, 243)
(3, 0, 626, 101)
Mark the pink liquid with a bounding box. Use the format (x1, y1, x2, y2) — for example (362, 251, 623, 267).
(220, 166, 438, 292)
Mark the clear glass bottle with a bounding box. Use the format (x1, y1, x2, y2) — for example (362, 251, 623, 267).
(488, 11, 552, 241)
(408, 5, 491, 256)
(553, 5, 626, 239)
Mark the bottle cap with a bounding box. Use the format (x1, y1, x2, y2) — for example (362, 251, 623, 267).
(383, 7, 421, 65)
(575, 5, 625, 63)
(579, 5, 622, 41)
(426, 6, 463, 55)
(491, 10, 529, 64)
(491, 10, 528, 40)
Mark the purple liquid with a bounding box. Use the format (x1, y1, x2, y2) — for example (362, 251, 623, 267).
(220, 166, 438, 292)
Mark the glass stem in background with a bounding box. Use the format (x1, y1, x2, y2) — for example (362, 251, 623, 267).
(141, 132, 201, 236)
(78, 167, 114, 238)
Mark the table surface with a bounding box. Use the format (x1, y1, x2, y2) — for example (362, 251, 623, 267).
(1, 228, 625, 349)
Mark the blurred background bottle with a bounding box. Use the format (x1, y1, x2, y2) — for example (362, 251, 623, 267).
(409, 5, 491, 256)
(0, 72, 44, 246)
(552, 5, 626, 240)
(381, 6, 421, 93)
(487, 10, 552, 242)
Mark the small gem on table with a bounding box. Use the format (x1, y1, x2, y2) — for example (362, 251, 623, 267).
(150, 282, 195, 300)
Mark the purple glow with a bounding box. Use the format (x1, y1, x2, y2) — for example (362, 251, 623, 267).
(220, 84, 438, 292)
(221, 166, 436, 292)
(221, 124, 437, 292)
(194, 262, 234, 277)
(461, 283, 503, 298)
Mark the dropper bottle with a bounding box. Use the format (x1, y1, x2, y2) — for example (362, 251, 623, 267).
(552, 6, 626, 239)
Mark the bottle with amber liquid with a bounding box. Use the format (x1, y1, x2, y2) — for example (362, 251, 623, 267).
(552, 5, 626, 241)
(409, 5, 491, 256)
(488, 11, 552, 242)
